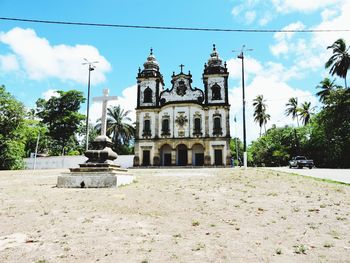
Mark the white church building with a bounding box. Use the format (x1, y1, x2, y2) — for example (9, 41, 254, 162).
(133, 45, 231, 167)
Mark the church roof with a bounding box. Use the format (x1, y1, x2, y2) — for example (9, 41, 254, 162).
(203, 44, 228, 75)
(159, 70, 204, 106)
(143, 48, 159, 71)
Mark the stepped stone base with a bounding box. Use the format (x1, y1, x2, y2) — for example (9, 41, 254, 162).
(57, 166, 134, 188)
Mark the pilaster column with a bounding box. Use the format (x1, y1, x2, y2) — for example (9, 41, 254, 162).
(171, 149, 176, 166)
(187, 149, 192, 165)
(205, 110, 209, 137)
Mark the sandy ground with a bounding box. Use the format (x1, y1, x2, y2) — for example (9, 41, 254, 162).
(0, 168, 350, 263)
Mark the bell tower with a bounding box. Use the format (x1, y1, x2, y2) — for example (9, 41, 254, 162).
(136, 49, 164, 109)
(203, 44, 229, 106)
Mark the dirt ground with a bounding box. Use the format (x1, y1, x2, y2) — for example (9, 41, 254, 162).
(0, 168, 349, 263)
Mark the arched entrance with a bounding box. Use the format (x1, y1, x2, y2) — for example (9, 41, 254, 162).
(192, 144, 204, 166)
(160, 144, 172, 166)
(176, 144, 188, 166)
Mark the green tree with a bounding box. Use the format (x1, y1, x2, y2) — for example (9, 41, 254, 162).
(262, 112, 271, 133)
(285, 97, 299, 126)
(230, 137, 243, 166)
(249, 125, 308, 167)
(317, 88, 350, 167)
(79, 123, 98, 151)
(0, 85, 26, 169)
(96, 105, 135, 154)
(36, 90, 86, 155)
(22, 119, 51, 157)
(298, 101, 313, 126)
(325, 38, 350, 88)
(316, 77, 339, 103)
(253, 95, 268, 136)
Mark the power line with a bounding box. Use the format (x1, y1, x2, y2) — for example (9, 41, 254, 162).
(1, 17, 350, 33)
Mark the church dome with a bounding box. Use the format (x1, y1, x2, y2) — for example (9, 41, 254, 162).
(207, 44, 223, 67)
(143, 48, 160, 71)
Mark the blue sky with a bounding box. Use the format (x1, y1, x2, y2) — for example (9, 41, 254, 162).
(0, 0, 349, 141)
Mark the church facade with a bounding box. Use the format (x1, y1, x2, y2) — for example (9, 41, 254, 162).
(133, 45, 231, 167)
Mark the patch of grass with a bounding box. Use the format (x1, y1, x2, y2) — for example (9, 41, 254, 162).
(267, 192, 278, 197)
(192, 221, 200, 227)
(172, 233, 182, 238)
(323, 242, 334, 248)
(308, 208, 320, 213)
(274, 170, 350, 186)
(192, 242, 205, 251)
(292, 207, 300, 212)
(328, 230, 341, 239)
(336, 216, 347, 221)
(294, 244, 307, 254)
(275, 248, 282, 255)
(307, 223, 318, 230)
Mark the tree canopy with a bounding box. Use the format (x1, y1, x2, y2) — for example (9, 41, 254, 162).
(36, 90, 86, 155)
(0, 85, 26, 169)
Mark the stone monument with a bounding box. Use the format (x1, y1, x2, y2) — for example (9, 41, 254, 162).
(57, 89, 134, 188)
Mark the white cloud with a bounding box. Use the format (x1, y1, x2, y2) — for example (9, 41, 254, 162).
(271, 0, 342, 13)
(270, 21, 305, 57)
(229, 75, 317, 142)
(0, 53, 19, 71)
(321, 9, 338, 20)
(89, 85, 137, 126)
(42, 89, 59, 100)
(0, 27, 111, 84)
(227, 56, 263, 80)
(227, 55, 317, 142)
(231, 5, 244, 16)
(245, 11, 256, 24)
(311, 1, 350, 47)
(258, 14, 272, 26)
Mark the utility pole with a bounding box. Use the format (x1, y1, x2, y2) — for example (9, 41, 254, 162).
(82, 58, 98, 151)
(234, 116, 239, 165)
(33, 131, 40, 170)
(233, 45, 253, 169)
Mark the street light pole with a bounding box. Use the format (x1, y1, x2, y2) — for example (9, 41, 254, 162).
(82, 59, 98, 151)
(235, 45, 252, 169)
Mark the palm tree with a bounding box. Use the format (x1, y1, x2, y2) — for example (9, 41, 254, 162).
(285, 97, 299, 127)
(316, 77, 339, 103)
(298, 101, 313, 126)
(96, 105, 135, 152)
(325, 38, 350, 88)
(262, 112, 271, 133)
(253, 95, 267, 136)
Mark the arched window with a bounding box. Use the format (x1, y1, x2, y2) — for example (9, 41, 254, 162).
(193, 117, 202, 136)
(211, 84, 221, 100)
(143, 119, 151, 136)
(194, 118, 201, 130)
(213, 116, 222, 135)
(161, 118, 170, 135)
(143, 87, 153, 103)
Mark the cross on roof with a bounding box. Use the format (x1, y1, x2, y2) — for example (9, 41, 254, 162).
(179, 64, 185, 73)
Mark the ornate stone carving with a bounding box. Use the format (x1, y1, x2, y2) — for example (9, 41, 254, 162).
(175, 113, 188, 127)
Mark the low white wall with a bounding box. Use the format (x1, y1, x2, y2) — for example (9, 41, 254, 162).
(24, 155, 135, 170)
